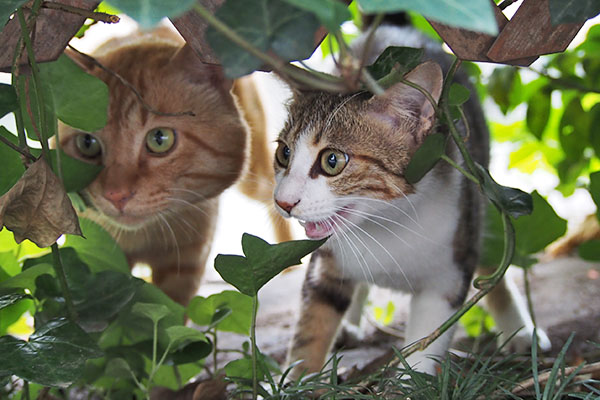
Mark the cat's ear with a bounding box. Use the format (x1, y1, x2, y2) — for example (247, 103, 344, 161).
(170, 43, 233, 92)
(367, 61, 443, 144)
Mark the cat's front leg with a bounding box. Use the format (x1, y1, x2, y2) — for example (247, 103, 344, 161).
(286, 249, 355, 380)
(403, 286, 464, 375)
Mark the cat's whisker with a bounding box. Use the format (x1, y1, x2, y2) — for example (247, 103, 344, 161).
(335, 213, 415, 295)
(167, 188, 210, 203)
(166, 197, 210, 218)
(157, 213, 181, 272)
(328, 217, 375, 284)
(389, 183, 421, 223)
(324, 92, 363, 132)
(340, 196, 422, 229)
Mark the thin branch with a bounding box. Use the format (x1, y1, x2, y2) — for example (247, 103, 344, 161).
(530, 67, 600, 94)
(41, 1, 120, 23)
(512, 361, 600, 395)
(67, 45, 196, 117)
(441, 154, 479, 184)
(0, 135, 37, 162)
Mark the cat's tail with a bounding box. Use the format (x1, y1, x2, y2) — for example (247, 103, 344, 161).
(231, 75, 294, 243)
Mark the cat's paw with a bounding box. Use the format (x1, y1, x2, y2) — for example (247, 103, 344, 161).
(500, 327, 551, 353)
(334, 321, 366, 350)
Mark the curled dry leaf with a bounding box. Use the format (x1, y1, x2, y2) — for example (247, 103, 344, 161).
(0, 158, 82, 247)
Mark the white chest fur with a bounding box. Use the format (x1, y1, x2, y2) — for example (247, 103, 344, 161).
(327, 169, 464, 294)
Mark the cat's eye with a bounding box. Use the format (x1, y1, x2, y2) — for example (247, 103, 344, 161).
(146, 128, 176, 154)
(75, 133, 102, 158)
(320, 149, 348, 176)
(275, 142, 291, 168)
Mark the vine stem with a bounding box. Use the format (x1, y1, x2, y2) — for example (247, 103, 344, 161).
(41, 1, 120, 23)
(51, 243, 78, 321)
(192, 3, 347, 93)
(251, 295, 259, 400)
(0, 135, 36, 162)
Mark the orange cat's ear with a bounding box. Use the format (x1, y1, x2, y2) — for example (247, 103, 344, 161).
(367, 61, 443, 144)
(64, 47, 97, 73)
(170, 43, 233, 92)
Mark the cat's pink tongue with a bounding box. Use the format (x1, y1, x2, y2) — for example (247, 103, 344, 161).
(304, 221, 333, 240)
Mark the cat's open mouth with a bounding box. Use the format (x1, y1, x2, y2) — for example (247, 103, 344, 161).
(298, 207, 354, 240)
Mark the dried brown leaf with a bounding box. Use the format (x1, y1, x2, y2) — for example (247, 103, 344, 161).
(0, 158, 82, 247)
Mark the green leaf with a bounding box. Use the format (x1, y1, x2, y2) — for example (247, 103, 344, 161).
(448, 83, 470, 106)
(0, 83, 18, 119)
(107, 0, 195, 28)
(0, 127, 26, 196)
(589, 103, 600, 159)
(104, 357, 134, 379)
(225, 357, 261, 380)
(368, 46, 424, 82)
(281, 0, 351, 31)
(526, 88, 552, 140)
(487, 67, 521, 115)
(590, 171, 600, 221)
(404, 133, 447, 184)
(459, 305, 494, 337)
(0, 0, 27, 27)
(0, 263, 53, 291)
(357, 0, 498, 35)
(0, 318, 103, 387)
(559, 97, 589, 160)
(215, 234, 326, 296)
(132, 302, 170, 325)
(0, 296, 32, 336)
(63, 218, 129, 273)
(549, 0, 600, 24)
(513, 191, 567, 255)
(578, 239, 600, 261)
(48, 149, 103, 193)
(187, 290, 253, 334)
(166, 325, 207, 348)
(0, 292, 32, 310)
(475, 164, 533, 218)
(16, 74, 55, 142)
(206, 0, 321, 78)
(39, 55, 108, 132)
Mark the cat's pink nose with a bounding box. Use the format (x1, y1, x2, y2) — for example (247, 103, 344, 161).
(105, 190, 134, 211)
(276, 199, 299, 214)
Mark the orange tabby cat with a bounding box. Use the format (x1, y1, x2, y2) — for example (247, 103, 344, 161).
(59, 30, 285, 305)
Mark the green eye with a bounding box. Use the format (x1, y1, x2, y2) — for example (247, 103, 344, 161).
(275, 142, 291, 168)
(75, 133, 101, 158)
(146, 128, 176, 154)
(320, 149, 348, 176)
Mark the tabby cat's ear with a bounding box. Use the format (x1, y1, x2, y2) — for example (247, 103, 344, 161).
(170, 43, 233, 92)
(367, 61, 443, 144)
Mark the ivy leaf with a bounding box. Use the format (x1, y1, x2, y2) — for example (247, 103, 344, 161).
(206, 0, 321, 78)
(281, 0, 350, 31)
(487, 67, 522, 115)
(0, 127, 26, 197)
(0, 84, 18, 119)
(107, 0, 195, 28)
(64, 218, 129, 274)
(368, 46, 424, 82)
(0, 263, 53, 292)
(589, 103, 600, 159)
(0, 159, 82, 248)
(0, 0, 28, 27)
(526, 88, 552, 140)
(590, 171, 600, 221)
(357, 0, 498, 35)
(578, 239, 600, 261)
(0, 292, 32, 310)
(16, 74, 55, 142)
(166, 326, 208, 349)
(215, 234, 326, 296)
(39, 55, 108, 133)
(187, 290, 252, 334)
(559, 97, 589, 160)
(0, 318, 103, 387)
(475, 163, 533, 219)
(448, 83, 470, 106)
(132, 302, 170, 325)
(549, 0, 600, 24)
(404, 133, 446, 184)
(48, 150, 103, 193)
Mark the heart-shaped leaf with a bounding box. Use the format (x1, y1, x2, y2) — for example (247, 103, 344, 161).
(475, 163, 533, 218)
(187, 290, 252, 334)
(132, 302, 170, 325)
(0, 84, 18, 119)
(369, 46, 424, 82)
(215, 234, 326, 296)
(404, 133, 447, 184)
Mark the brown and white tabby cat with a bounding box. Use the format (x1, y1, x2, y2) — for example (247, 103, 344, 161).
(59, 29, 283, 305)
(274, 25, 551, 377)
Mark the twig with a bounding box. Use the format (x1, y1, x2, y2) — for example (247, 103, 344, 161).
(51, 243, 78, 321)
(66, 45, 196, 117)
(41, 1, 120, 23)
(529, 67, 600, 94)
(0, 135, 37, 162)
(511, 361, 600, 395)
(441, 154, 479, 184)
